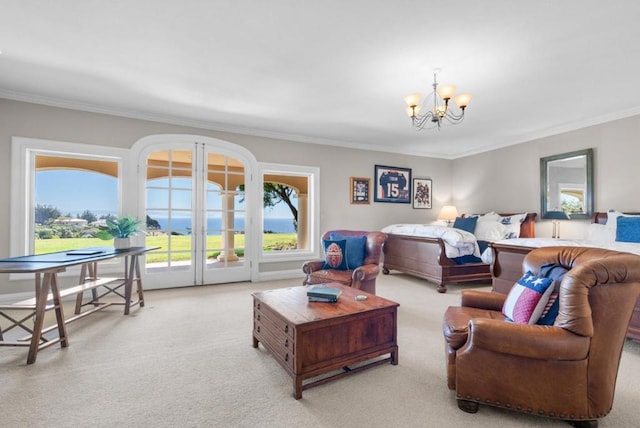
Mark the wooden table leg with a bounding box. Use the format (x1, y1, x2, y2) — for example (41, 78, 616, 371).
(74, 263, 88, 314)
(134, 255, 144, 308)
(49, 273, 68, 348)
(391, 347, 399, 365)
(27, 271, 67, 364)
(123, 256, 136, 315)
(294, 376, 303, 400)
(27, 273, 49, 364)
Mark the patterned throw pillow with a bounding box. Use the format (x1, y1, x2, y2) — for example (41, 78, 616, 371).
(322, 239, 348, 270)
(502, 272, 555, 324)
(329, 233, 367, 269)
(536, 263, 569, 325)
(500, 213, 527, 239)
(537, 292, 559, 325)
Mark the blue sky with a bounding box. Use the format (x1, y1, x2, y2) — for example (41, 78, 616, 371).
(36, 170, 293, 218)
(36, 170, 118, 216)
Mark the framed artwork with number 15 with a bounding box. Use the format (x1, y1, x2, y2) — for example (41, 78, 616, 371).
(374, 165, 411, 203)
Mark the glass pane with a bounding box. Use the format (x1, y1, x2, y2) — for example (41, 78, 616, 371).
(171, 189, 192, 210)
(171, 177, 192, 190)
(207, 190, 222, 211)
(262, 179, 299, 251)
(169, 213, 192, 236)
(34, 155, 119, 254)
(171, 150, 193, 171)
(147, 167, 169, 181)
(146, 188, 169, 209)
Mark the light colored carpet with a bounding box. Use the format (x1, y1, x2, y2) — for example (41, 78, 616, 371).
(1, 273, 639, 428)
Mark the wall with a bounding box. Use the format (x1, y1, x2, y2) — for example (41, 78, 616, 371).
(0, 98, 452, 291)
(4, 97, 638, 288)
(452, 114, 640, 239)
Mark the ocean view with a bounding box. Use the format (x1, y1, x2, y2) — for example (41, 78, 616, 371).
(153, 217, 296, 235)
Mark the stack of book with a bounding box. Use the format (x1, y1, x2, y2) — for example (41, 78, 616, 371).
(307, 286, 342, 303)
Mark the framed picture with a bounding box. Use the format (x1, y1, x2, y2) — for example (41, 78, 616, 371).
(350, 177, 371, 204)
(412, 178, 432, 209)
(374, 165, 411, 203)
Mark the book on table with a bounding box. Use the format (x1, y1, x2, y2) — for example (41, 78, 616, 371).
(307, 286, 342, 302)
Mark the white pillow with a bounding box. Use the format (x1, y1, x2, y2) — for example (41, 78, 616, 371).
(477, 211, 500, 222)
(474, 221, 507, 242)
(587, 223, 616, 242)
(499, 213, 527, 239)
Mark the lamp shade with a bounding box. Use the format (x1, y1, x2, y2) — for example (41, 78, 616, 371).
(438, 205, 459, 222)
(436, 84, 456, 100)
(545, 210, 570, 220)
(404, 93, 422, 107)
(453, 93, 472, 108)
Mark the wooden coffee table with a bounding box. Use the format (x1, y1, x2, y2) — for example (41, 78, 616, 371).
(252, 284, 399, 399)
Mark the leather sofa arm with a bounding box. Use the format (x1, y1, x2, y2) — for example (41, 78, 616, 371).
(460, 289, 506, 311)
(302, 260, 325, 275)
(462, 318, 590, 361)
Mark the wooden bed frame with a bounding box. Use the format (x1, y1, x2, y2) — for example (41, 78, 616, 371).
(491, 211, 640, 342)
(382, 213, 537, 293)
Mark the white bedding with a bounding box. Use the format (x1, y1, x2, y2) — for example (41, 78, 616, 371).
(481, 237, 640, 264)
(381, 224, 481, 258)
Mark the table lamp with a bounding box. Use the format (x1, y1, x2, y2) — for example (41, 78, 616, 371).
(438, 205, 459, 225)
(546, 210, 570, 238)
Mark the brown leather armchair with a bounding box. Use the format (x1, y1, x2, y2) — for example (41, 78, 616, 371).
(302, 230, 387, 295)
(442, 247, 640, 428)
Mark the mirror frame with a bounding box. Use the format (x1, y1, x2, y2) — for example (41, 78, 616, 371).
(540, 148, 594, 220)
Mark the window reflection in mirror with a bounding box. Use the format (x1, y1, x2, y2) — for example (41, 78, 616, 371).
(540, 148, 593, 220)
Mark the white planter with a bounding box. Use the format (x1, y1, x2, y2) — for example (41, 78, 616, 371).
(114, 237, 132, 250)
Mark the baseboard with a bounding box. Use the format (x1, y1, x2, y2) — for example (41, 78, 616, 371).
(255, 269, 305, 282)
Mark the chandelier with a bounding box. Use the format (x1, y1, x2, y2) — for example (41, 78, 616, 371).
(404, 69, 472, 130)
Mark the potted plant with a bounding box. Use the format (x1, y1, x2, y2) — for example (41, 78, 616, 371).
(97, 215, 143, 249)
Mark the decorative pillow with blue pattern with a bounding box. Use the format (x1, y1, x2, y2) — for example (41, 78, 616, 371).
(322, 239, 348, 270)
(500, 213, 527, 239)
(502, 271, 555, 324)
(328, 233, 367, 269)
(536, 263, 569, 325)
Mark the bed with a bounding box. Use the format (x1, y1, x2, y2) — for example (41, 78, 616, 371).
(381, 212, 537, 293)
(490, 211, 640, 341)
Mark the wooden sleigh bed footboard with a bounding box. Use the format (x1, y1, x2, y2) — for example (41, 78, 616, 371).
(382, 212, 537, 293)
(382, 234, 491, 293)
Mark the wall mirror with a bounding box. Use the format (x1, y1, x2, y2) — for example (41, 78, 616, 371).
(540, 148, 594, 220)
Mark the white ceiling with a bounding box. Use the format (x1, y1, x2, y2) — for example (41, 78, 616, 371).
(1, 1, 640, 159)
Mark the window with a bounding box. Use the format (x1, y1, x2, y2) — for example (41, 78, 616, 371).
(259, 163, 319, 260)
(11, 137, 128, 257)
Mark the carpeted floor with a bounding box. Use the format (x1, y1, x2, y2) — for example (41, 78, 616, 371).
(1, 273, 639, 427)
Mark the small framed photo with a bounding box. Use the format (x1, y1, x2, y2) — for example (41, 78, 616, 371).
(413, 178, 432, 209)
(374, 165, 411, 203)
(350, 177, 371, 204)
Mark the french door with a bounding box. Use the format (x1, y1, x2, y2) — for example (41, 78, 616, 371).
(139, 139, 253, 288)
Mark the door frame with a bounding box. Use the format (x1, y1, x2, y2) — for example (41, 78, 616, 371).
(131, 134, 260, 288)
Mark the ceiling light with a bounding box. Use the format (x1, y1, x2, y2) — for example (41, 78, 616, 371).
(404, 69, 471, 130)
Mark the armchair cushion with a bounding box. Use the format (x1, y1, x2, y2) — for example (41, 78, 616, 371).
(329, 233, 367, 269)
(502, 272, 554, 324)
(322, 239, 348, 270)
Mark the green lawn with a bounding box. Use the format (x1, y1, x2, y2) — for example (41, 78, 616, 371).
(34, 233, 297, 263)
